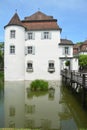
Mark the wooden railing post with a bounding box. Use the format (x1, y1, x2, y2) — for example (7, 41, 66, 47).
(82, 74, 86, 108)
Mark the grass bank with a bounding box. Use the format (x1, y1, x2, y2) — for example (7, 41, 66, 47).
(0, 71, 4, 89)
(0, 71, 4, 80)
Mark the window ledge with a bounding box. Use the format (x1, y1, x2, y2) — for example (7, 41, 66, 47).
(48, 68, 55, 73)
(26, 68, 33, 72)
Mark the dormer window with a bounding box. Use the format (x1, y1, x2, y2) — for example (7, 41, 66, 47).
(10, 30, 15, 38)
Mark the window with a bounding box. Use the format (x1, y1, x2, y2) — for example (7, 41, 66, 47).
(28, 32, 35, 40)
(25, 46, 35, 55)
(10, 45, 15, 54)
(27, 63, 32, 69)
(42, 32, 51, 39)
(65, 47, 69, 55)
(26, 61, 33, 72)
(10, 30, 15, 38)
(27, 46, 32, 54)
(49, 63, 54, 69)
(48, 60, 55, 73)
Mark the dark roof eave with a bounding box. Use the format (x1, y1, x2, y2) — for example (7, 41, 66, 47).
(59, 43, 74, 46)
(4, 24, 26, 29)
(22, 19, 57, 22)
(26, 28, 62, 31)
(59, 57, 73, 59)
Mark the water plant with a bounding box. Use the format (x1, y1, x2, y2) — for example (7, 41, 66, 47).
(30, 79, 48, 91)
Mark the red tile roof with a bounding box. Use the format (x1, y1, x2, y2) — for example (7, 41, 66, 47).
(22, 21, 60, 31)
(5, 11, 62, 31)
(24, 11, 54, 21)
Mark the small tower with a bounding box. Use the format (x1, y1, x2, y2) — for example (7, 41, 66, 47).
(4, 13, 25, 81)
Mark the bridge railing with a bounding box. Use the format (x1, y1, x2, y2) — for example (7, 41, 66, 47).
(61, 70, 87, 88)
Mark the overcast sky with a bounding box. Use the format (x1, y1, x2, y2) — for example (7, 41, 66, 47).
(0, 0, 87, 43)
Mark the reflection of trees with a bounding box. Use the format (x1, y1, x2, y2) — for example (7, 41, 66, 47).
(24, 119, 35, 128)
(59, 85, 87, 129)
(25, 104, 35, 114)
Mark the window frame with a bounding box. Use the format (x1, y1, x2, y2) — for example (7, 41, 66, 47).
(10, 45, 15, 54)
(48, 60, 55, 73)
(27, 32, 35, 40)
(42, 31, 51, 39)
(26, 61, 33, 72)
(10, 30, 15, 39)
(65, 47, 69, 55)
(27, 46, 33, 54)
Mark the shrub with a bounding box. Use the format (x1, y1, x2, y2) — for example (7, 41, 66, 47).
(30, 79, 48, 91)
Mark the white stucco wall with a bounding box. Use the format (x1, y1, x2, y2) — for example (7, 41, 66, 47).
(4, 26, 62, 81)
(59, 45, 73, 58)
(71, 58, 79, 71)
(4, 25, 25, 81)
(25, 30, 61, 80)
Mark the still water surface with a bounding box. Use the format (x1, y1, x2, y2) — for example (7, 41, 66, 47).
(0, 81, 87, 130)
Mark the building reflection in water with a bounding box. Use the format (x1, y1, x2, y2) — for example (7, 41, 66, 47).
(4, 81, 25, 128)
(4, 80, 81, 129)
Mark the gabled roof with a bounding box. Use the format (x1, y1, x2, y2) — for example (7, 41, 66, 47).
(24, 11, 55, 21)
(59, 39, 73, 45)
(4, 13, 24, 28)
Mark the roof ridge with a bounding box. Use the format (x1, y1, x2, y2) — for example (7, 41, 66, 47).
(24, 11, 55, 21)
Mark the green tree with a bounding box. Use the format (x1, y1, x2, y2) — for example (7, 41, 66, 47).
(0, 43, 4, 70)
(79, 55, 87, 70)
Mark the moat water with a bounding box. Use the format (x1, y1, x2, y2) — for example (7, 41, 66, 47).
(0, 80, 87, 130)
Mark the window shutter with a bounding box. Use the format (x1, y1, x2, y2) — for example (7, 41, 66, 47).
(41, 32, 44, 39)
(68, 47, 70, 55)
(62, 47, 65, 55)
(49, 32, 51, 39)
(25, 46, 27, 55)
(32, 46, 35, 55)
(32, 32, 35, 40)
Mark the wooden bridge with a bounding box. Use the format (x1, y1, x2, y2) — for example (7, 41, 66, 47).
(61, 70, 87, 108)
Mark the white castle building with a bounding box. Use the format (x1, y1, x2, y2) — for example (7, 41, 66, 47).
(4, 11, 78, 81)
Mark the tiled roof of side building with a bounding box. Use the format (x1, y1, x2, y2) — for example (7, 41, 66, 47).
(59, 39, 74, 45)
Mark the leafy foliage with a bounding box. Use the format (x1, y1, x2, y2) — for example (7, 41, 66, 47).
(79, 55, 87, 67)
(0, 43, 4, 69)
(30, 79, 48, 91)
(65, 60, 70, 66)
